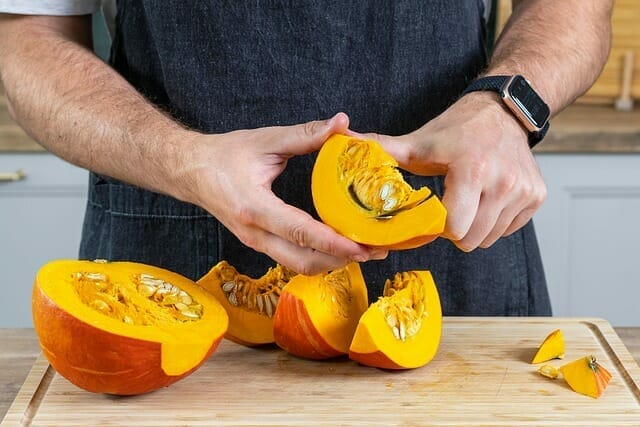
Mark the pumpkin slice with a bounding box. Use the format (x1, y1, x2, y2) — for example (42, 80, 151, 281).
(273, 263, 368, 359)
(349, 270, 442, 369)
(312, 134, 446, 249)
(32, 259, 228, 395)
(198, 261, 296, 346)
(531, 329, 565, 364)
(559, 355, 613, 398)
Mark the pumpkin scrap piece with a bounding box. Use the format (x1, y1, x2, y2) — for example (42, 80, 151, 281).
(531, 329, 565, 364)
(559, 355, 612, 399)
(537, 364, 560, 379)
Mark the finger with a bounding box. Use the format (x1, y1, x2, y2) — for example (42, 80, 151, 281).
(249, 188, 376, 262)
(501, 207, 538, 238)
(246, 227, 356, 276)
(452, 192, 505, 252)
(441, 164, 483, 243)
(272, 112, 350, 155)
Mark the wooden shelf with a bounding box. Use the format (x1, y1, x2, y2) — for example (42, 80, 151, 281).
(537, 104, 640, 153)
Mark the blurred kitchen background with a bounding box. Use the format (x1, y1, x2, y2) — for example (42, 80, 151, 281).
(1, 1, 639, 327)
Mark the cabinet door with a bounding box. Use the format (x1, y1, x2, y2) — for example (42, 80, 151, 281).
(0, 154, 87, 327)
(534, 154, 640, 326)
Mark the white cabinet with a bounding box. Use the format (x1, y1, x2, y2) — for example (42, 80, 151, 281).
(534, 154, 640, 326)
(0, 153, 87, 327)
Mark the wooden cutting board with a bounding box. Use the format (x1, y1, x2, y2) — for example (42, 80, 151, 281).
(3, 317, 640, 426)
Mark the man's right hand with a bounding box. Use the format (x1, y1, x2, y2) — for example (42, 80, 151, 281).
(0, 15, 385, 275)
(173, 113, 387, 275)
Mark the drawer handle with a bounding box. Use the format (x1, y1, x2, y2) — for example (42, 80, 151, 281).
(0, 169, 26, 182)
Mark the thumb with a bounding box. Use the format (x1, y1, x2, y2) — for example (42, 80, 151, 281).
(275, 112, 350, 155)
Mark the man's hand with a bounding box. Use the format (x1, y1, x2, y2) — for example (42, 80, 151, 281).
(179, 113, 386, 275)
(370, 92, 546, 251)
(0, 16, 385, 275)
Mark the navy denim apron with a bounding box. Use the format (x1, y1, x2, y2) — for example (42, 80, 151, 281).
(80, 0, 552, 316)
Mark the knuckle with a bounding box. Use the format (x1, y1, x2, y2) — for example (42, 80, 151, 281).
(300, 120, 318, 139)
(234, 204, 257, 228)
(287, 218, 313, 248)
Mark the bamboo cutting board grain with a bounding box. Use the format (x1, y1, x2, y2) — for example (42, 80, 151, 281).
(3, 317, 640, 426)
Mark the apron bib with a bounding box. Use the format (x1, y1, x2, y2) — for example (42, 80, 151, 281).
(80, 0, 551, 315)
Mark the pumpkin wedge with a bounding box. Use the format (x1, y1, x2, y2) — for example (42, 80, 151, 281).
(349, 270, 442, 369)
(197, 261, 296, 346)
(531, 329, 565, 364)
(312, 134, 446, 249)
(559, 355, 612, 398)
(273, 263, 368, 359)
(32, 259, 228, 395)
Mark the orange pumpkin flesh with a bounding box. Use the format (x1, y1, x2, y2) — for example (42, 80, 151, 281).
(312, 134, 446, 249)
(198, 261, 296, 346)
(531, 329, 565, 364)
(349, 271, 442, 369)
(559, 355, 613, 398)
(273, 263, 368, 359)
(32, 259, 228, 395)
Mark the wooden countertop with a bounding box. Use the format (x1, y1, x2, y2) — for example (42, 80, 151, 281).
(1, 92, 640, 153)
(2, 325, 639, 421)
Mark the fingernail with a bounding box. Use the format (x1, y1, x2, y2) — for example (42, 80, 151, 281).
(352, 254, 368, 263)
(370, 249, 388, 260)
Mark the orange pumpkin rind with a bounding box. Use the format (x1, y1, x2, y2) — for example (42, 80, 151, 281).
(32, 259, 228, 395)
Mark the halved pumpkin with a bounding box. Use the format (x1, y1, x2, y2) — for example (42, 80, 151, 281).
(273, 263, 368, 359)
(312, 134, 446, 249)
(197, 261, 296, 346)
(32, 259, 228, 395)
(349, 270, 442, 369)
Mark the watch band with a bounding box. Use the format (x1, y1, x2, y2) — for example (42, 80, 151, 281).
(462, 75, 550, 148)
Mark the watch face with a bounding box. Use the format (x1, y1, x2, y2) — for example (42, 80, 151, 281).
(507, 75, 550, 129)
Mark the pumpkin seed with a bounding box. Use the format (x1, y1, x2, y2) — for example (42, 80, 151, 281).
(85, 272, 108, 282)
(181, 310, 200, 319)
(90, 299, 110, 312)
(222, 281, 236, 293)
(263, 295, 273, 317)
(268, 293, 279, 310)
(137, 283, 157, 298)
(179, 292, 193, 305)
(228, 292, 238, 306)
(256, 294, 264, 313)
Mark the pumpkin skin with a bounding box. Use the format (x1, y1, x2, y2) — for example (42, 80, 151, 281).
(32, 259, 228, 395)
(198, 261, 296, 346)
(312, 134, 447, 249)
(349, 271, 442, 369)
(273, 263, 368, 359)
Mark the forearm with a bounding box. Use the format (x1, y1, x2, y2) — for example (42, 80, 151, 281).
(0, 15, 195, 202)
(488, 0, 614, 115)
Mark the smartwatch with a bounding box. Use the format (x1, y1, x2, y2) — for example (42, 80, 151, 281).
(461, 75, 550, 148)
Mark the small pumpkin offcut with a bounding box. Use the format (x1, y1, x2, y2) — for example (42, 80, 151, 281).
(312, 134, 447, 250)
(32, 259, 228, 395)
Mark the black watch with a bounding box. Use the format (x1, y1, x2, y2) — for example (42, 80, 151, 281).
(461, 75, 550, 148)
